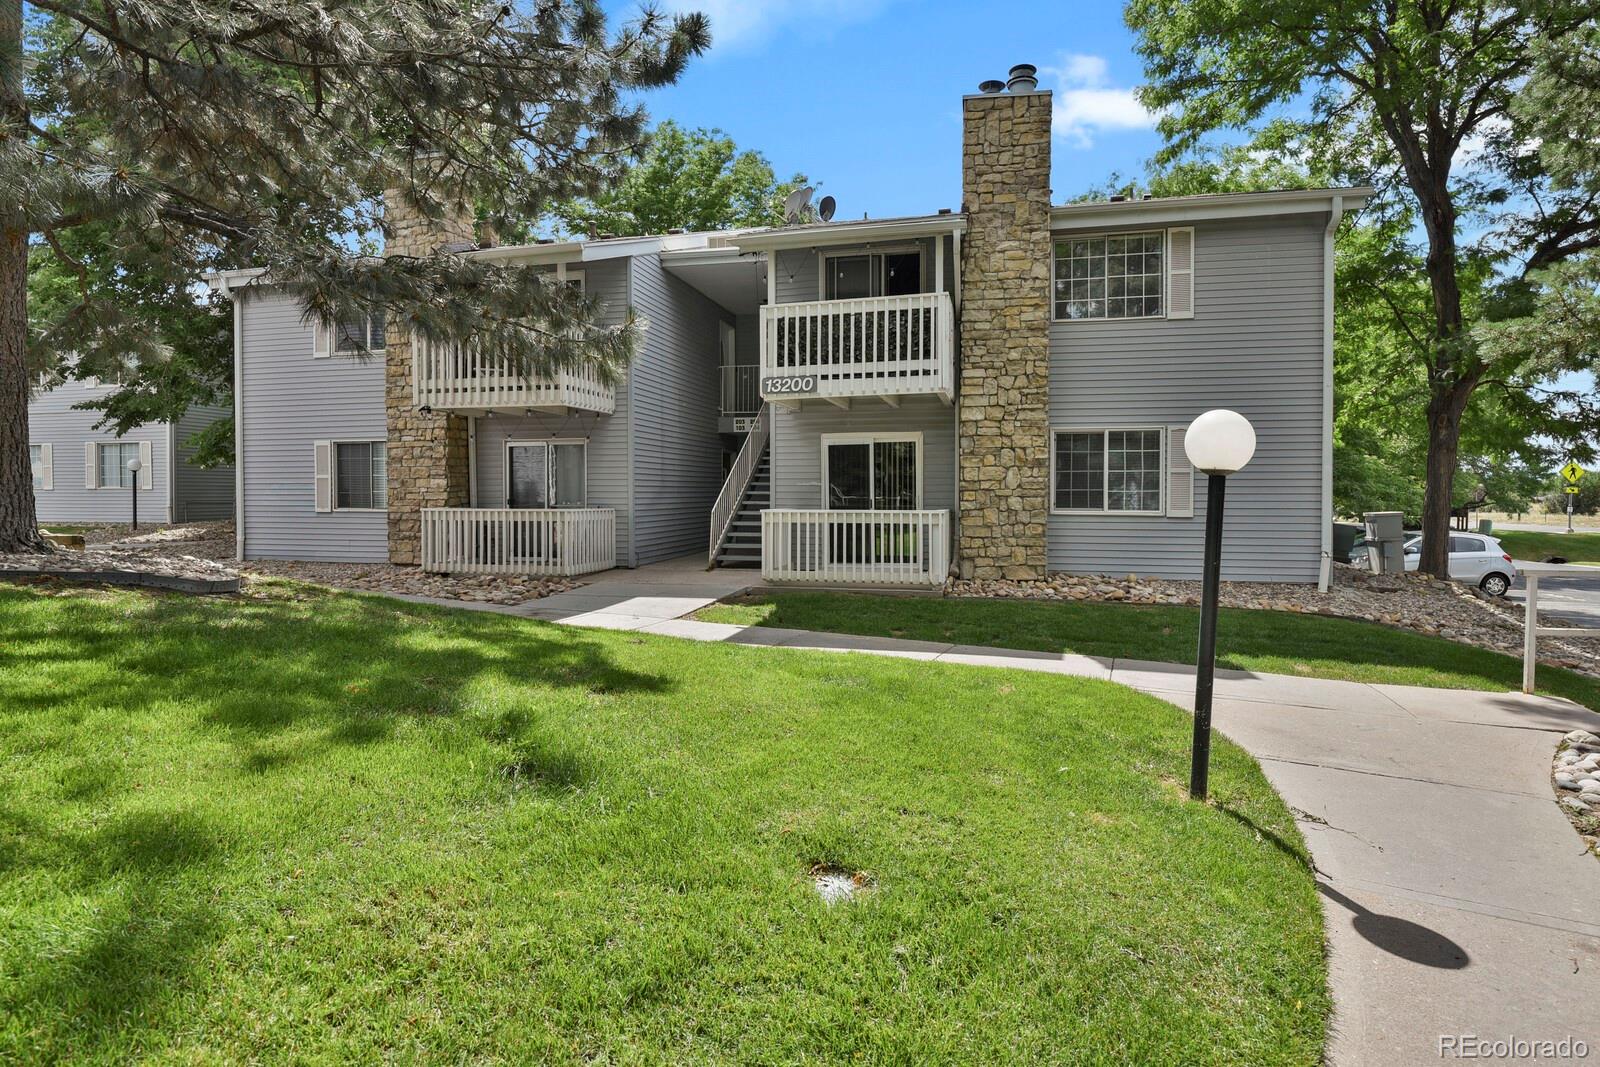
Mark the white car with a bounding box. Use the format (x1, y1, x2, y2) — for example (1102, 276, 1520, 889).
(1402, 534, 1518, 596)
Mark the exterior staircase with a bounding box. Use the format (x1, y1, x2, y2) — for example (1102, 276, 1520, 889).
(713, 451, 768, 568)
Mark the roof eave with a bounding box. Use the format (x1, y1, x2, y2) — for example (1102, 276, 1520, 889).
(1049, 187, 1375, 229)
(732, 214, 968, 252)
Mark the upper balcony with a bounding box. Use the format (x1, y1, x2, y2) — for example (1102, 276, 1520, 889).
(413, 335, 615, 416)
(759, 291, 954, 407)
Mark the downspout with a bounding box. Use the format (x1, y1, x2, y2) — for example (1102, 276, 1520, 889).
(229, 283, 245, 561)
(1318, 196, 1344, 592)
(167, 421, 178, 523)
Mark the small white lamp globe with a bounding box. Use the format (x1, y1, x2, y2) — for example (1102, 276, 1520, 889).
(127, 456, 143, 473)
(1184, 409, 1256, 475)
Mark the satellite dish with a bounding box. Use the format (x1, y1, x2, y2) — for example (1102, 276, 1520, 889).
(817, 195, 836, 222)
(782, 186, 815, 225)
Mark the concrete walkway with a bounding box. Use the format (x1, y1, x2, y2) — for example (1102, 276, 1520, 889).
(402, 557, 1600, 1062)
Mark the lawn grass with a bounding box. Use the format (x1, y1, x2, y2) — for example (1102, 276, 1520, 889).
(0, 580, 1327, 1063)
(1497, 529, 1600, 565)
(695, 591, 1600, 713)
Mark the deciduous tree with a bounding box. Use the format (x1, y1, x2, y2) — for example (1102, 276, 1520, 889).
(1127, 0, 1600, 576)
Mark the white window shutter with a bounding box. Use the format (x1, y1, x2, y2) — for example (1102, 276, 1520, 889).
(313, 440, 333, 512)
(1167, 426, 1194, 517)
(1167, 227, 1195, 319)
(39, 444, 53, 490)
(85, 442, 98, 489)
(312, 320, 332, 359)
(138, 440, 153, 490)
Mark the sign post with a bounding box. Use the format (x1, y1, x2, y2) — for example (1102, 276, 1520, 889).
(1561, 461, 1585, 534)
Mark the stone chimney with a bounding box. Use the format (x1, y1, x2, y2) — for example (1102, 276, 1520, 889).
(382, 183, 476, 565)
(957, 70, 1052, 581)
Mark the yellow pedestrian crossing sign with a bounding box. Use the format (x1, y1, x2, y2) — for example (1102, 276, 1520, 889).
(1561, 461, 1585, 485)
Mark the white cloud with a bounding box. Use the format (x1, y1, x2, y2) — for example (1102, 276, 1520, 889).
(1043, 53, 1158, 149)
(658, 0, 890, 51)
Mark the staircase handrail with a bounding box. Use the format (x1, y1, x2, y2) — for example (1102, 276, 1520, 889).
(709, 402, 771, 564)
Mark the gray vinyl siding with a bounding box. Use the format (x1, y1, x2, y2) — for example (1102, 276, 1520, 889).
(770, 236, 956, 306)
(770, 397, 957, 512)
(236, 287, 388, 561)
(472, 411, 630, 563)
(172, 403, 235, 521)
(1048, 213, 1329, 582)
(470, 259, 634, 563)
(627, 252, 728, 565)
(28, 380, 172, 524)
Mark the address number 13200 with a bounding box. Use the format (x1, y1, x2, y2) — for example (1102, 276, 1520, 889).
(762, 375, 818, 397)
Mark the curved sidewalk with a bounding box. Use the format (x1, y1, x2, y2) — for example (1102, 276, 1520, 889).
(408, 567, 1600, 1063)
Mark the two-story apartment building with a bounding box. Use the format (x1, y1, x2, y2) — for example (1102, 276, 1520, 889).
(29, 378, 233, 526)
(215, 72, 1367, 590)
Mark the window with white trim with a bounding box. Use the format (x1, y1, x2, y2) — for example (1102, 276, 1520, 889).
(335, 311, 387, 354)
(1053, 429, 1164, 513)
(1053, 232, 1164, 320)
(30, 444, 48, 490)
(506, 441, 587, 508)
(97, 442, 141, 489)
(335, 441, 388, 510)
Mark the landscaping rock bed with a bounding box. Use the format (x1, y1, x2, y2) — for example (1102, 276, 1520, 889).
(1553, 730, 1600, 859)
(57, 520, 577, 605)
(0, 545, 241, 594)
(949, 562, 1600, 679)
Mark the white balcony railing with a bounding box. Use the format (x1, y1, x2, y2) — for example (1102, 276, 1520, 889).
(421, 508, 616, 576)
(413, 336, 615, 414)
(761, 509, 950, 587)
(759, 292, 954, 404)
(720, 364, 761, 416)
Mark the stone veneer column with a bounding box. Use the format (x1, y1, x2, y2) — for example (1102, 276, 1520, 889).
(383, 189, 476, 565)
(957, 88, 1053, 580)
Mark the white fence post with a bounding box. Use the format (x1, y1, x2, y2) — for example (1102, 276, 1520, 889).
(1516, 560, 1595, 695)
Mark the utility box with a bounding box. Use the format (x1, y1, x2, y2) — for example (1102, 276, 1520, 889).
(1478, 518, 1493, 535)
(1364, 511, 1406, 574)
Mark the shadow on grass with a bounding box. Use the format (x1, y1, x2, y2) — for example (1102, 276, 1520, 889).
(0, 583, 671, 755)
(2, 806, 223, 1057)
(0, 582, 668, 1056)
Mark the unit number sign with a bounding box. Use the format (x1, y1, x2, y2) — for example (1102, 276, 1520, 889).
(761, 375, 819, 397)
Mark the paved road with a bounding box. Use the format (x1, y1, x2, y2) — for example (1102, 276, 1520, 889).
(401, 556, 1600, 1066)
(1507, 569, 1600, 628)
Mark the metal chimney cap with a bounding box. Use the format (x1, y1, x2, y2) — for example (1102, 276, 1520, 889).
(1006, 62, 1039, 92)
(978, 79, 1006, 94)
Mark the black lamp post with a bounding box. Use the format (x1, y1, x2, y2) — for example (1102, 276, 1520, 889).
(127, 455, 143, 531)
(1182, 409, 1257, 801)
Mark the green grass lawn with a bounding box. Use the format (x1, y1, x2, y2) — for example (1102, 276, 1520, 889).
(0, 581, 1327, 1063)
(1497, 529, 1600, 565)
(695, 591, 1600, 713)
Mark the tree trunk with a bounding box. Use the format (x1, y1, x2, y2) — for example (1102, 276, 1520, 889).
(0, 0, 46, 554)
(1420, 382, 1470, 578)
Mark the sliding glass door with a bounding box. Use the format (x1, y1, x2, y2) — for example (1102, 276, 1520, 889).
(823, 435, 922, 565)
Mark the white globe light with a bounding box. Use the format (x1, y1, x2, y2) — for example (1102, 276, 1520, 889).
(127, 456, 143, 473)
(1184, 409, 1256, 475)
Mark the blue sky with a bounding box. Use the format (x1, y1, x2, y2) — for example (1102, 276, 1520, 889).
(636, 0, 1165, 217)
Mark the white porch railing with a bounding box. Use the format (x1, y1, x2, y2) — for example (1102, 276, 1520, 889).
(421, 508, 615, 576)
(720, 364, 761, 416)
(413, 335, 615, 414)
(709, 403, 770, 563)
(760, 292, 955, 403)
(761, 509, 950, 587)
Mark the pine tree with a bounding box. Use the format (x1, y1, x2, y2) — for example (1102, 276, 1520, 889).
(1, 0, 708, 552)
